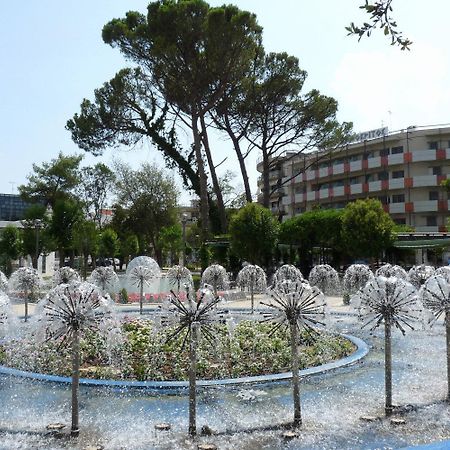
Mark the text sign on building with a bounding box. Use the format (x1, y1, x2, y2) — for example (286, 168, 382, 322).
(352, 127, 388, 143)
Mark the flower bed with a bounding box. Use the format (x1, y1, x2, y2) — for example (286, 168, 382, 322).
(0, 320, 354, 382)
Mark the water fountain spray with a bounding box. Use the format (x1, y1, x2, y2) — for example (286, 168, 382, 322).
(163, 287, 222, 436)
(236, 265, 266, 313)
(355, 276, 420, 415)
(262, 280, 326, 428)
(40, 281, 113, 437)
(201, 264, 229, 296)
(8, 267, 41, 322)
(88, 266, 119, 295)
(128, 265, 156, 315)
(166, 265, 193, 293)
(53, 267, 81, 286)
(419, 275, 450, 400)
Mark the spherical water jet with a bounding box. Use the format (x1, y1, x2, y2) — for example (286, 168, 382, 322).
(408, 264, 435, 289)
(8, 267, 41, 322)
(354, 276, 421, 415)
(262, 280, 326, 428)
(53, 266, 81, 286)
(375, 264, 408, 280)
(88, 266, 120, 295)
(38, 281, 114, 437)
(308, 264, 340, 296)
(166, 265, 193, 294)
(272, 264, 303, 287)
(236, 265, 267, 313)
(201, 264, 229, 296)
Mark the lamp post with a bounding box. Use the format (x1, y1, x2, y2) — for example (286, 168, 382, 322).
(181, 213, 188, 267)
(34, 219, 44, 271)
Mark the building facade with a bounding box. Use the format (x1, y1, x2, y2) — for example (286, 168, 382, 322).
(257, 125, 450, 232)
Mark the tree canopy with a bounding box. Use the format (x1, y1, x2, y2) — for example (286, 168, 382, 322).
(229, 203, 279, 268)
(341, 198, 395, 259)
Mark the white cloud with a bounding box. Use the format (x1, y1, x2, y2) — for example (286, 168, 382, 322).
(331, 43, 450, 132)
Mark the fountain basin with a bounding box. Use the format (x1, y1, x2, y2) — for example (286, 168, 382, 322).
(0, 334, 368, 392)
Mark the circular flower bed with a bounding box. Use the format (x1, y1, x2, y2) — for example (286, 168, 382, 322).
(0, 320, 354, 382)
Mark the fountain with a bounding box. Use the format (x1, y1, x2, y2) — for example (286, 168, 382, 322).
(37, 281, 113, 436)
(262, 280, 326, 428)
(8, 267, 41, 322)
(236, 264, 267, 313)
(354, 276, 421, 415)
(419, 275, 450, 400)
(88, 266, 120, 295)
(408, 264, 435, 289)
(342, 264, 374, 304)
(166, 265, 193, 294)
(435, 266, 450, 283)
(308, 264, 340, 295)
(53, 266, 81, 285)
(375, 263, 408, 279)
(200, 264, 229, 296)
(2, 262, 450, 448)
(126, 259, 159, 315)
(162, 287, 222, 436)
(272, 264, 304, 286)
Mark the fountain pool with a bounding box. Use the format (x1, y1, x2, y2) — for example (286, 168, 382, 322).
(1, 312, 450, 449)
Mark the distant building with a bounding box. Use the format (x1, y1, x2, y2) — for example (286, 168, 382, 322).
(0, 194, 34, 221)
(0, 195, 54, 276)
(257, 125, 450, 232)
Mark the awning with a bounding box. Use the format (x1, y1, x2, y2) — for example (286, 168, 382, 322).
(393, 238, 450, 249)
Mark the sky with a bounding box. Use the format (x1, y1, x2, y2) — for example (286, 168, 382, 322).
(1, 0, 450, 204)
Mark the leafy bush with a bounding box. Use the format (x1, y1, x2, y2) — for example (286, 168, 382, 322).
(1, 320, 354, 382)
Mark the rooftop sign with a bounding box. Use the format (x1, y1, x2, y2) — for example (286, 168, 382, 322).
(352, 127, 388, 143)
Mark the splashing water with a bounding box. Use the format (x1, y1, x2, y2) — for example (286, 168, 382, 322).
(355, 276, 420, 333)
(236, 265, 267, 293)
(88, 266, 120, 294)
(375, 263, 408, 279)
(38, 281, 114, 346)
(126, 256, 161, 278)
(0, 270, 8, 292)
(308, 264, 340, 295)
(408, 265, 435, 289)
(272, 264, 304, 287)
(434, 266, 450, 284)
(53, 266, 81, 286)
(343, 264, 374, 295)
(166, 265, 193, 293)
(201, 264, 229, 293)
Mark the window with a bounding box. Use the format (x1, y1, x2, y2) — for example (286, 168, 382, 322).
(349, 154, 360, 162)
(429, 141, 439, 150)
(333, 179, 344, 187)
(432, 166, 442, 176)
(378, 171, 389, 181)
(394, 218, 406, 225)
(426, 216, 437, 227)
(391, 146, 404, 154)
(378, 195, 389, 204)
(365, 174, 375, 183)
(350, 176, 360, 185)
(333, 158, 345, 166)
(379, 148, 389, 157)
(392, 170, 404, 179)
(392, 194, 405, 203)
(429, 191, 439, 201)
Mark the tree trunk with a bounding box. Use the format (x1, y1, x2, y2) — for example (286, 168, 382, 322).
(189, 322, 199, 436)
(446, 310, 450, 401)
(229, 131, 252, 202)
(250, 281, 254, 314)
(262, 149, 270, 208)
(83, 255, 88, 280)
(290, 320, 302, 427)
(200, 116, 227, 233)
(384, 320, 393, 416)
(191, 113, 210, 241)
(71, 329, 80, 437)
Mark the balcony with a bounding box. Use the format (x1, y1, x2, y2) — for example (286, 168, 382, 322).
(413, 175, 437, 187)
(414, 200, 438, 212)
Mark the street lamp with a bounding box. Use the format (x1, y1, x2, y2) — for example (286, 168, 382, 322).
(181, 213, 188, 267)
(34, 219, 44, 271)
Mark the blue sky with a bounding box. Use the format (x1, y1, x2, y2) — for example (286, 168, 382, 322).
(1, 1, 449, 203)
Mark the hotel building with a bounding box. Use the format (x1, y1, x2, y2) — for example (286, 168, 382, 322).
(257, 125, 450, 232)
